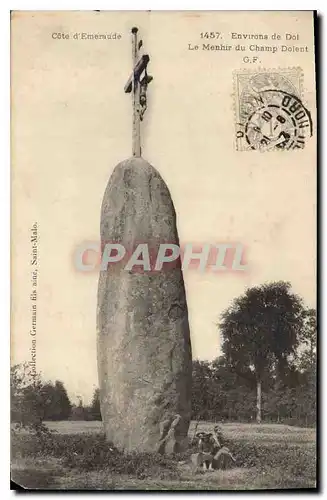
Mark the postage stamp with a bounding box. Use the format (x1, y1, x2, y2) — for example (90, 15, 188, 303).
(234, 68, 313, 151)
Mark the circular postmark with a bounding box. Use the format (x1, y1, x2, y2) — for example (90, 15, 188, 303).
(239, 72, 300, 125)
(241, 90, 312, 151)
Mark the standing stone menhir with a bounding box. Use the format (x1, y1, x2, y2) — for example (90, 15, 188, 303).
(96, 28, 192, 454)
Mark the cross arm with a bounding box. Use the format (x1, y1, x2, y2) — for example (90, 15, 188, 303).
(124, 54, 150, 93)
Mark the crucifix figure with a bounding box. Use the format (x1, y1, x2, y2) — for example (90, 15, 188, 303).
(124, 27, 153, 157)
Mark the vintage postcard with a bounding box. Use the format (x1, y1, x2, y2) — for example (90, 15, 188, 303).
(11, 11, 317, 490)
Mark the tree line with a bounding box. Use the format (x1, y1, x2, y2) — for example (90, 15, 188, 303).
(11, 366, 102, 427)
(11, 281, 316, 429)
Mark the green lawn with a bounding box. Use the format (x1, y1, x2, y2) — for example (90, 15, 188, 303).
(45, 420, 104, 434)
(11, 421, 317, 491)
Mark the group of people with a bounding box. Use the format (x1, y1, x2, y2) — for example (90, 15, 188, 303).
(192, 424, 236, 471)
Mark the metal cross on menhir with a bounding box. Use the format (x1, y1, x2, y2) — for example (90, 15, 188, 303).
(124, 27, 153, 158)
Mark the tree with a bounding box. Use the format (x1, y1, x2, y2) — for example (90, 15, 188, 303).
(42, 381, 72, 420)
(90, 389, 102, 420)
(210, 356, 257, 422)
(11, 364, 72, 428)
(54, 381, 72, 420)
(70, 397, 88, 420)
(191, 357, 257, 423)
(191, 360, 212, 421)
(296, 308, 317, 426)
(219, 281, 304, 423)
(298, 308, 316, 371)
(11, 363, 47, 432)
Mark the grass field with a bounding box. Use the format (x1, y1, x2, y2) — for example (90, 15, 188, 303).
(11, 420, 317, 491)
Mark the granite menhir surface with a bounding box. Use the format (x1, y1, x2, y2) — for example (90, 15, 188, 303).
(97, 157, 192, 453)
